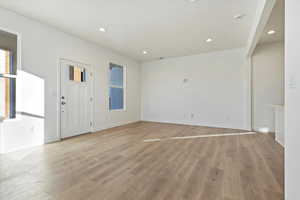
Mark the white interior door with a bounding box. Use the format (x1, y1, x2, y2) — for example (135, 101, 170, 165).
(60, 59, 93, 139)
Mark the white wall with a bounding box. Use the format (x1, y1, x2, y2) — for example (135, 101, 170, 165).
(252, 42, 284, 132)
(0, 118, 3, 153)
(285, 1, 300, 199)
(0, 8, 141, 152)
(141, 48, 249, 130)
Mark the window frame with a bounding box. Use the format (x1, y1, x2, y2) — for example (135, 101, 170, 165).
(0, 28, 21, 122)
(0, 48, 17, 120)
(108, 63, 126, 112)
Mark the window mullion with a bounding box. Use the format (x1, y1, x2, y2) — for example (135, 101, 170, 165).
(0, 74, 17, 79)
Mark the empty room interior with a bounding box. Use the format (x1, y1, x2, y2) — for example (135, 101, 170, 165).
(1, 0, 300, 199)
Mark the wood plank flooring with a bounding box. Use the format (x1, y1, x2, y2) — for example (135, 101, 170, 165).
(0, 122, 284, 200)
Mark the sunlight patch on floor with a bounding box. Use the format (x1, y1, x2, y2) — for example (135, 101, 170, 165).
(143, 132, 257, 143)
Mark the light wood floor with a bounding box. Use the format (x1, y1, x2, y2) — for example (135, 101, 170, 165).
(0, 122, 284, 200)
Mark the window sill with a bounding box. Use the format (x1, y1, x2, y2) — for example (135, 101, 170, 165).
(1, 118, 22, 123)
(109, 109, 126, 112)
(0, 115, 22, 123)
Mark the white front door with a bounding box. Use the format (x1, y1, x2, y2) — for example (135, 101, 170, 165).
(60, 59, 93, 139)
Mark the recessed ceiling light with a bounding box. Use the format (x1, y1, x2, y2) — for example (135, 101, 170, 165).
(99, 27, 106, 32)
(187, 0, 198, 2)
(142, 50, 148, 55)
(234, 14, 246, 20)
(267, 30, 276, 35)
(206, 38, 213, 43)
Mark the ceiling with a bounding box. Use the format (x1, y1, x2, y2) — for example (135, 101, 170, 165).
(0, 0, 259, 61)
(259, 0, 284, 44)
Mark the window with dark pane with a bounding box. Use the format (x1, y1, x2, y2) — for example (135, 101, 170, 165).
(0, 30, 17, 119)
(109, 63, 124, 110)
(0, 49, 16, 119)
(69, 65, 86, 82)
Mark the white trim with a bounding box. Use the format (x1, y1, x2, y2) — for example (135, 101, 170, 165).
(250, 56, 254, 131)
(109, 85, 123, 89)
(2, 114, 22, 122)
(0, 26, 22, 71)
(244, 57, 253, 131)
(142, 119, 247, 130)
(246, 0, 277, 57)
(275, 137, 285, 148)
(45, 137, 61, 144)
(109, 108, 127, 112)
(93, 120, 139, 132)
(0, 27, 21, 123)
(0, 74, 17, 78)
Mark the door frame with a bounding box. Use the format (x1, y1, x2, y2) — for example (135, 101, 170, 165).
(57, 58, 94, 140)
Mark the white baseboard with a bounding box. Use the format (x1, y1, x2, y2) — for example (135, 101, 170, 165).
(275, 138, 285, 148)
(45, 137, 61, 144)
(93, 120, 140, 133)
(141, 119, 247, 130)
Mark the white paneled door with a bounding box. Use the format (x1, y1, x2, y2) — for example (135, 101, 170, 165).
(60, 59, 93, 139)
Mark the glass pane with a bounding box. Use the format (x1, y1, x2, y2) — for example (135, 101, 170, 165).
(0, 49, 15, 75)
(109, 63, 123, 86)
(109, 87, 124, 110)
(69, 65, 86, 82)
(0, 77, 16, 119)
